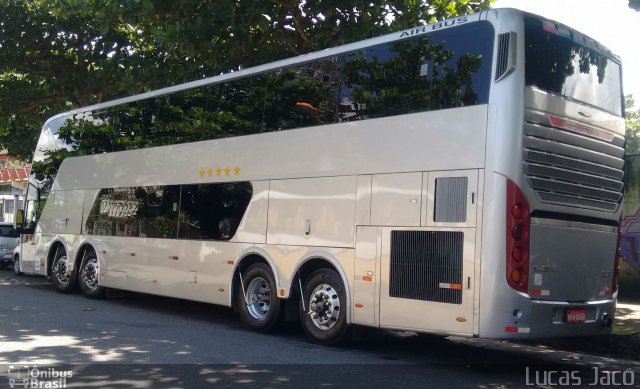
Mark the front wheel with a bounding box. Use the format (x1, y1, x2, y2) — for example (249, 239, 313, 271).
(300, 268, 349, 345)
(51, 248, 77, 293)
(13, 256, 22, 276)
(237, 263, 283, 333)
(78, 250, 105, 299)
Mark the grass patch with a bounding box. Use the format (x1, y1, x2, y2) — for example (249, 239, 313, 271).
(613, 322, 639, 335)
(618, 260, 640, 303)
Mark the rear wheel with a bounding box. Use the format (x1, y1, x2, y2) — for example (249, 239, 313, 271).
(237, 263, 283, 332)
(300, 268, 349, 345)
(78, 249, 105, 299)
(51, 248, 77, 293)
(13, 255, 22, 276)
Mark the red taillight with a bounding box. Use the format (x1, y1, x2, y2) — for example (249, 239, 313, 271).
(613, 218, 622, 294)
(506, 180, 530, 294)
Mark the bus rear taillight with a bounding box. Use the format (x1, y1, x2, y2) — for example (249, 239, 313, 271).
(506, 180, 530, 294)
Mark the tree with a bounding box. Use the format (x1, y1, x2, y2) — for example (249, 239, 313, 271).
(0, 0, 493, 159)
(630, 0, 640, 11)
(0, 0, 161, 158)
(626, 95, 640, 155)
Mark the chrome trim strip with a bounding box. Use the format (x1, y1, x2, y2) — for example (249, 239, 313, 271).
(531, 217, 617, 233)
(530, 299, 614, 306)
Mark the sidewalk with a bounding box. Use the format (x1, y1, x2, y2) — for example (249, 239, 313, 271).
(610, 302, 640, 359)
(616, 302, 640, 335)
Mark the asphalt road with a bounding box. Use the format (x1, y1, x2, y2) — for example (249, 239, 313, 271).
(0, 269, 639, 388)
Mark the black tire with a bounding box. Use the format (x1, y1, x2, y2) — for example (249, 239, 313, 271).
(78, 249, 105, 299)
(237, 263, 283, 333)
(51, 247, 77, 293)
(300, 268, 349, 345)
(13, 255, 22, 276)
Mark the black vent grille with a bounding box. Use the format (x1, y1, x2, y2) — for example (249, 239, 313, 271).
(434, 177, 468, 222)
(390, 230, 463, 304)
(495, 32, 512, 81)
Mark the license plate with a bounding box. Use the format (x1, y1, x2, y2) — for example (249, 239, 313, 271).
(566, 309, 587, 323)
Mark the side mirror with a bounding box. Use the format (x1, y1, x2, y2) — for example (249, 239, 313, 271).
(14, 209, 24, 229)
(14, 210, 35, 234)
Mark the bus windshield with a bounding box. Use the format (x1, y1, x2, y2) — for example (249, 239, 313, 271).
(524, 16, 623, 117)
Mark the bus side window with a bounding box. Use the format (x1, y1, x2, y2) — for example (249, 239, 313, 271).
(264, 61, 338, 132)
(138, 186, 179, 239)
(146, 187, 164, 207)
(178, 182, 252, 241)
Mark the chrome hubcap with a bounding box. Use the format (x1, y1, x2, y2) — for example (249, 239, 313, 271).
(307, 283, 340, 330)
(81, 257, 100, 290)
(53, 255, 72, 285)
(245, 277, 271, 319)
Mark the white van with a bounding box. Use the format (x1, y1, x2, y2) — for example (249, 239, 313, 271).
(0, 223, 19, 270)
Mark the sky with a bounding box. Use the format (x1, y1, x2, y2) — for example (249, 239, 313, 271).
(493, 0, 640, 109)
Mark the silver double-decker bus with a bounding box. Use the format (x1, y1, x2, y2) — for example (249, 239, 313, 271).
(14, 8, 624, 344)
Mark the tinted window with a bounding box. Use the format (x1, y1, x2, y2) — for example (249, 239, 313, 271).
(85, 182, 252, 241)
(137, 186, 181, 239)
(263, 61, 340, 130)
(50, 21, 493, 158)
(86, 187, 143, 237)
(525, 17, 623, 116)
(339, 24, 492, 119)
(179, 182, 252, 240)
(0, 225, 17, 237)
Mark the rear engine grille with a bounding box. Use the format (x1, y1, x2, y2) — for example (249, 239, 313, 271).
(390, 230, 463, 304)
(523, 111, 624, 212)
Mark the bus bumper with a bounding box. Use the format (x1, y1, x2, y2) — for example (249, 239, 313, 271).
(524, 299, 616, 338)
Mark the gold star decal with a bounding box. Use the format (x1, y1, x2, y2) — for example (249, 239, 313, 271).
(224, 166, 231, 176)
(234, 166, 241, 176)
(199, 168, 205, 178)
(216, 167, 222, 177)
(207, 168, 213, 177)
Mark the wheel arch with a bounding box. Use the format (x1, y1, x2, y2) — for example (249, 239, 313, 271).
(46, 238, 72, 277)
(293, 250, 352, 325)
(75, 240, 99, 269)
(229, 247, 279, 309)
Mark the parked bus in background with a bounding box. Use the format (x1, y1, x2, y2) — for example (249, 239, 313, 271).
(13, 8, 624, 344)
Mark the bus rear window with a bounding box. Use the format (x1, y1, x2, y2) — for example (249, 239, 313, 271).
(524, 16, 623, 117)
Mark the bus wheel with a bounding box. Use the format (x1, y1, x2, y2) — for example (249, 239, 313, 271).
(300, 268, 349, 345)
(13, 255, 22, 276)
(237, 263, 283, 332)
(78, 250, 105, 299)
(51, 248, 77, 293)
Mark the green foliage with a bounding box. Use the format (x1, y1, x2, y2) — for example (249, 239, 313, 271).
(0, 0, 158, 158)
(624, 156, 640, 217)
(0, 0, 493, 160)
(626, 95, 640, 155)
(630, 0, 640, 11)
(619, 260, 640, 303)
